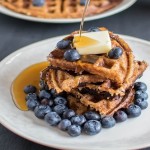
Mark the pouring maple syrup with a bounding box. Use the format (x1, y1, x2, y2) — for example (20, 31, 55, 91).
(74, 0, 98, 48)
(11, 61, 49, 111)
(79, 0, 91, 37)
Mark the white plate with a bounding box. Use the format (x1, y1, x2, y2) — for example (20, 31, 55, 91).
(0, 34, 150, 150)
(0, 0, 136, 23)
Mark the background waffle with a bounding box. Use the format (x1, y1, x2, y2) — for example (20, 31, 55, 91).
(1, 0, 122, 18)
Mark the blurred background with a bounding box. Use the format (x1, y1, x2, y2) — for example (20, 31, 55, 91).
(0, 0, 150, 149)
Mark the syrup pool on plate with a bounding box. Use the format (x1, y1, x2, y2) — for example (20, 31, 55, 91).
(10, 0, 91, 112)
(11, 61, 49, 111)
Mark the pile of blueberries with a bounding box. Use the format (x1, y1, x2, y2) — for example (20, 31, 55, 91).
(24, 81, 148, 137)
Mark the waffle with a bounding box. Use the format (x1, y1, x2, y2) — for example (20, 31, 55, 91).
(68, 87, 134, 116)
(43, 61, 145, 97)
(41, 67, 135, 116)
(1, 0, 123, 19)
(48, 28, 148, 92)
(67, 95, 89, 115)
(49, 30, 133, 85)
(40, 28, 147, 117)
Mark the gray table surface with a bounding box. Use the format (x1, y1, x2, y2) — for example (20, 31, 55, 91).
(0, 0, 150, 149)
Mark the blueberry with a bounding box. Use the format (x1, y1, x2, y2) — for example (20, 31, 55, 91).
(26, 93, 38, 101)
(34, 105, 51, 119)
(108, 47, 123, 59)
(83, 120, 101, 135)
(101, 116, 116, 128)
(134, 82, 147, 91)
(114, 110, 127, 122)
(63, 109, 76, 119)
(126, 104, 141, 118)
(39, 90, 51, 100)
(135, 98, 148, 109)
(45, 112, 61, 126)
(39, 80, 48, 90)
(32, 0, 45, 6)
(57, 39, 71, 49)
(135, 90, 148, 100)
(49, 99, 54, 107)
(26, 99, 39, 111)
(54, 96, 67, 105)
(58, 119, 71, 131)
(80, 0, 86, 5)
(50, 89, 57, 98)
(64, 49, 80, 62)
(67, 125, 81, 137)
(71, 115, 86, 126)
(53, 104, 68, 115)
(88, 27, 100, 32)
(24, 85, 36, 94)
(84, 111, 101, 120)
(41, 98, 49, 105)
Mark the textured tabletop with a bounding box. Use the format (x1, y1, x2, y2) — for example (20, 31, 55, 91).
(0, 0, 150, 149)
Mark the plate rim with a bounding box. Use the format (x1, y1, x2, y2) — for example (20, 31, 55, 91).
(0, 0, 137, 23)
(0, 34, 150, 150)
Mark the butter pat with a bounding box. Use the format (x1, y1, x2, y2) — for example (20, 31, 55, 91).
(73, 31, 112, 55)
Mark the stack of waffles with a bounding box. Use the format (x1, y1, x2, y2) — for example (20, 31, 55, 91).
(1, 0, 122, 18)
(40, 28, 147, 117)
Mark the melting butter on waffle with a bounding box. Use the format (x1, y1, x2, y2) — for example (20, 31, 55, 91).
(73, 31, 112, 55)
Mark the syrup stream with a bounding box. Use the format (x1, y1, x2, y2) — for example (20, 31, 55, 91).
(79, 0, 91, 37)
